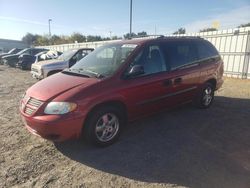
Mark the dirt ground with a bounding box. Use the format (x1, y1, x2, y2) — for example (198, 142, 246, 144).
(0, 65, 250, 188)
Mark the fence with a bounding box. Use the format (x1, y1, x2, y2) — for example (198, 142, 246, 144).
(38, 27, 250, 79)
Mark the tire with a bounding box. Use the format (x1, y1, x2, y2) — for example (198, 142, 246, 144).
(83, 106, 125, 146)
(194, 82, 215, 109)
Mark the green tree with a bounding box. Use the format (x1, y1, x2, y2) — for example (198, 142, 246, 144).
(69, 32, 86, 43)
(34, 35, 49, 46)
(137, 31, 147, 37)
(86, 35, 102, 42)
(22, 33, 39, 45)
(123, 32, 137, 39)
(238, 23, 250, 28)
(199, 28, 217, 32)
(173, 28, 186, 34)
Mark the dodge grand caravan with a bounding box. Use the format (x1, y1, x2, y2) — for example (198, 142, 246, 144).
(20, 37, 224, 146)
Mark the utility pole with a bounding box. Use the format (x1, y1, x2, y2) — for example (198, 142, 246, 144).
(130, 0, 133, 38)
(48, 19, 52, 37)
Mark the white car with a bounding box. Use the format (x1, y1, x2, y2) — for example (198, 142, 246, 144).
(31, 48, 94, 79)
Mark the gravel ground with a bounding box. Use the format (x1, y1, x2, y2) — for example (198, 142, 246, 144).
(0, 65, 250, 188)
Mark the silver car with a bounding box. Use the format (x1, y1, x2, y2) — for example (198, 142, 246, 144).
(31, 48, 94, 79)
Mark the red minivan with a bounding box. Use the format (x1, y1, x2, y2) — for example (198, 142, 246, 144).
(20, 37, 223, 146)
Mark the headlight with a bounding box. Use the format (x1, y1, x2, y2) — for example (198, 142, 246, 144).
(44, 102, 77, 114)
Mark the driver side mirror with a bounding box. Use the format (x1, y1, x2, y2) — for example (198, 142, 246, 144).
(126, 65, 144, 78)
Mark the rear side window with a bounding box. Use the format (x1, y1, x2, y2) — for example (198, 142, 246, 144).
(161, 41, 198, 70)
(195, 40, 219, 60)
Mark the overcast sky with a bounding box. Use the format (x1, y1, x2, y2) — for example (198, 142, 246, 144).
(0, 0, 249, 40)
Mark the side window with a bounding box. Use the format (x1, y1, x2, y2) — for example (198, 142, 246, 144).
(196, 40, 219, 60)
(25, 49, 31, 55)
(97, 48, 114, 59)
(130, 45, 166, 75)
(32, 49, 39, 55)
(74, 50, 86, 62)
(162, 41, 198, 70)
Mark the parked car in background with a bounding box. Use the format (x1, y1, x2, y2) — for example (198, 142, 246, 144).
(0, 48, 23, 64)
(20, 37, 224, 146)
(16, 50, 61, 70)
(31, 48, 94, 79)
(2, 48, 48, 67)
(36, 50, 63, 63)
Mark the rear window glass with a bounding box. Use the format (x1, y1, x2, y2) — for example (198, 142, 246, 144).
(196, 40, 219, 59)
(161, 41, 198, 70)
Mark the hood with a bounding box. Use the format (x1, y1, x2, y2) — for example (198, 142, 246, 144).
(35, 59, 64, 66)
(2, 54, 19, 60)
(26, 72, 99, 101)
(0, 53, 9, 58)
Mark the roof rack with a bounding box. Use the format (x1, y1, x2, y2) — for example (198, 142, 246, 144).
(126, 35, 202, 40)
(126, 34, 164, 40)
(163, 35, 202, 39)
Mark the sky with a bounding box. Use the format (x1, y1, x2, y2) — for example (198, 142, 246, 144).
(0, 0, 249, 40)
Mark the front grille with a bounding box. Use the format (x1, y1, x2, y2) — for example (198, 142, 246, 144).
(27, 97, 43, 108)
(24, 107, 35, 115)
(31, 68, 38, 73)
(23, 97, 43, 116)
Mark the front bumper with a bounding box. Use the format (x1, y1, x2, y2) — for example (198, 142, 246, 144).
(21, 111, 85, 142)
(31, 69, 44, 79)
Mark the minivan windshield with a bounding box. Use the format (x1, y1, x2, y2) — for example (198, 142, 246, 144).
(58, 49, 77, 61)
(70, 43, 138, 77)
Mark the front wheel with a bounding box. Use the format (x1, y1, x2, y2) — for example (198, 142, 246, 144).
(83, 106, 125, 146)
(194, 82, 215, 108)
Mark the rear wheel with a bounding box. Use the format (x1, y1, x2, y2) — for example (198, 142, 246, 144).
(83, 106, 125, 146)
(194, 82, 215, 108)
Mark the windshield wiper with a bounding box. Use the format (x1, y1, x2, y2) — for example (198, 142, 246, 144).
(78, 68, 105, 79)
(62, 68, 90, 78)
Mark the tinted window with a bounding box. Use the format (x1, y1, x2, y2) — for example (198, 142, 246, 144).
(32, 49, 42, 55)
(195, 40, 219, 60)
(162, 41, 198, 70)
(130, 44, 166, 75)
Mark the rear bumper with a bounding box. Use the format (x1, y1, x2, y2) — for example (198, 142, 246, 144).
(21, 112, 86, 142)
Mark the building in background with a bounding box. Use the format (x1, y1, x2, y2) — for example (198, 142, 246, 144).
(0, 39, 29, 53)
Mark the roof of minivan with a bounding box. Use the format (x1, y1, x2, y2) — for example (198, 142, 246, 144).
(112, 36, 204, 46)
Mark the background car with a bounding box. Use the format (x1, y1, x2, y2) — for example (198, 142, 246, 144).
(2, 48, 48, 67)
(0, 48, 23, 65)
(16, 50, 61, 70)
(31, 48, 94, 79)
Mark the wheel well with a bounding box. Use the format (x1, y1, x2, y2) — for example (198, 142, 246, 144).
(206, 78, 217, 89)
(84, 100, 128, 126)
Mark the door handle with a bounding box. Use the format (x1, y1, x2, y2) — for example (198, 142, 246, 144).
(163, 79, 172, 87)
(174, 77, 182, 84)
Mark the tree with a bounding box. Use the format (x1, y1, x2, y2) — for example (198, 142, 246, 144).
(50, 35, 61, 45)
(34, 35, 49, 46)
(137, 31, 147, 37)
(22, 33, 39, 45)
(238, 23, 250, 28)
(173, 28, 186, 34)
(69, 32, 86, 43)
(86, 35, 102, 42)
(199, 28, 217, 32)
(123, 32, 137, 39)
